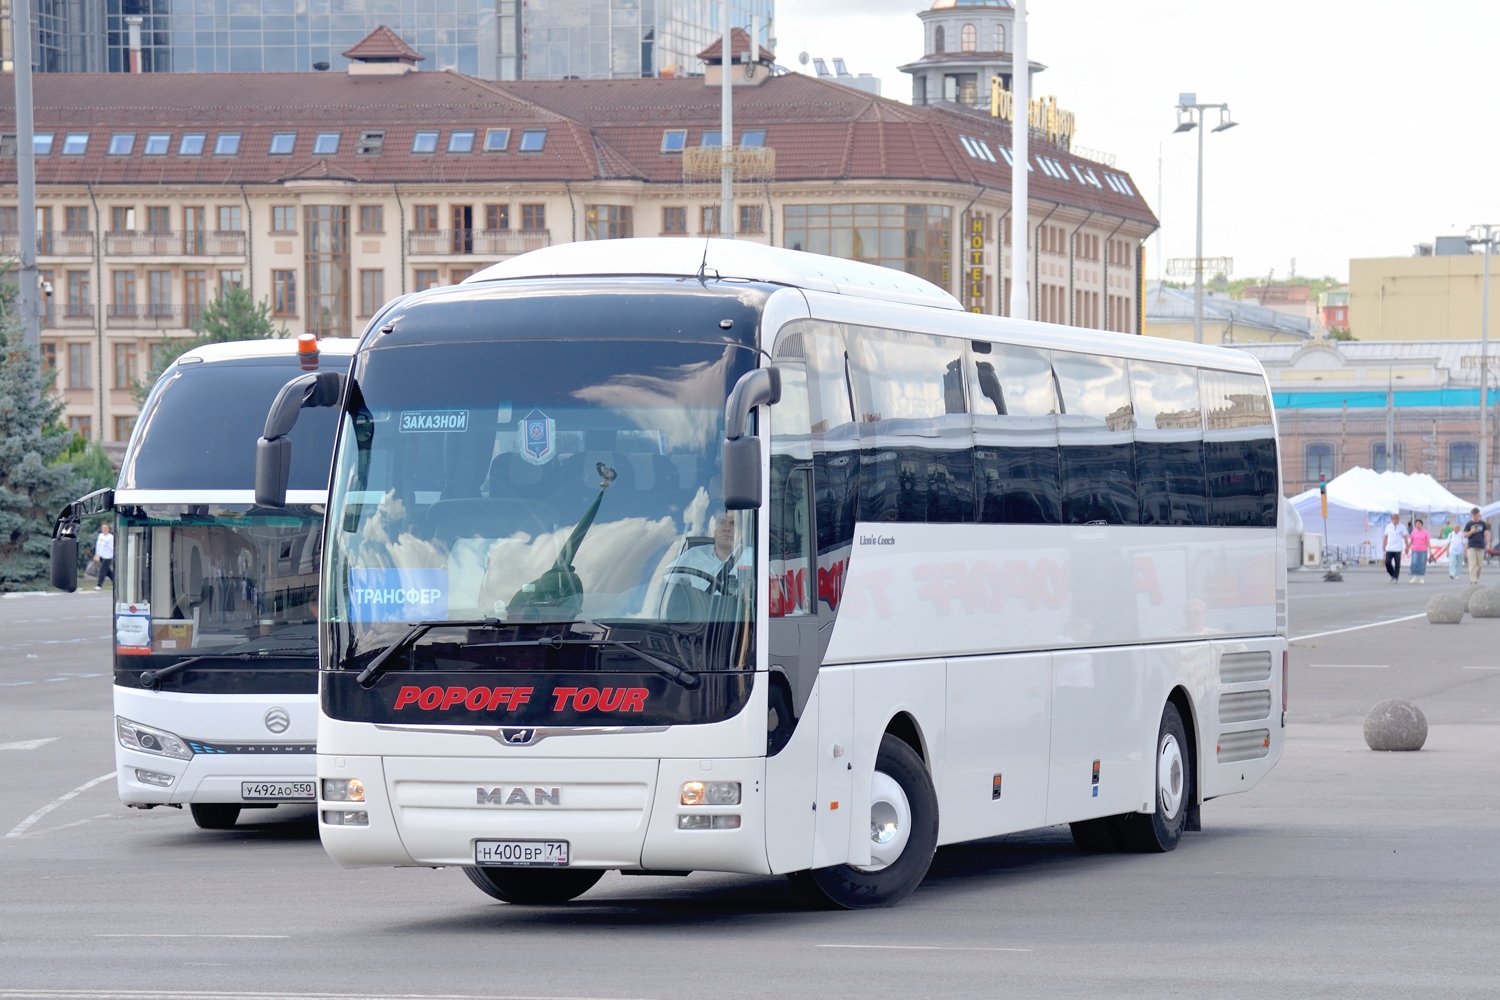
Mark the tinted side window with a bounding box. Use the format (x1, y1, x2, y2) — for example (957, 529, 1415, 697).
(971, 342, 1061, 524)
(1053, 352, 1137, 524)
(1130, 360, 1207, 526)
(799, 322, 858, 556)
(1201, 369, 1278, 527)
(847, 326, 974, 523)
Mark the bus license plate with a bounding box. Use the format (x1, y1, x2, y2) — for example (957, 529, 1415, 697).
(241, 781, 315, 800)
(474, 839, 570, 867)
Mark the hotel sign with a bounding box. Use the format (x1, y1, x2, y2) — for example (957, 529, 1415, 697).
(990, 79, 1076, 148)
(965, 212, 989, 314)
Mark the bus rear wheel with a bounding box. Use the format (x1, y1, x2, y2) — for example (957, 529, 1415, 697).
(787, 733, 938, 910)
(1117, 701, 1192, 853)
(190, 804, 241, 829)
(463, 866, 604, 904)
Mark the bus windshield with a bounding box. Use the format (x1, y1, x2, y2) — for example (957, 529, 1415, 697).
(325, 338, 759, 678)
(115, 506, 324, 673)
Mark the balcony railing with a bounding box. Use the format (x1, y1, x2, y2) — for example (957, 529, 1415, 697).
(103, 230, 246, 257)
(407, 229, 551, 257)
(0, 231, 96, 257)
(106, 304, 197, 329)
(60, 303, 95, 327)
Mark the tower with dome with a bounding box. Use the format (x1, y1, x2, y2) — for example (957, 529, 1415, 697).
(899, 0, 1045, 109)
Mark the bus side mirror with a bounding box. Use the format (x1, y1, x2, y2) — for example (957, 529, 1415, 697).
(51, 536, 78, 592)
(256, 370, 344, 507)
(48, 488, 112, 592)
(722, 367, 781, 512)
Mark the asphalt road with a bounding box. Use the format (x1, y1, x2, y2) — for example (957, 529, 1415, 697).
(2, 564, 1499, 1000)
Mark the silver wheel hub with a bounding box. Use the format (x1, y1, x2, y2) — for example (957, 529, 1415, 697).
(1157, 733, 1184, 820)
(852, 769, 911, 873)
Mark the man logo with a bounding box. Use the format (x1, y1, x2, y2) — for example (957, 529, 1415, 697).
(477, 786, 561, 806)
(502, 728, 536, 745)
(264, 707, 291, 734)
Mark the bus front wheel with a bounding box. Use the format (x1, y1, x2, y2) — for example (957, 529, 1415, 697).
(463, 866, 604, 904)
(190, 804, 241, 829)
(787, 733, 938, 909)
(1118, 701, 1192, 853)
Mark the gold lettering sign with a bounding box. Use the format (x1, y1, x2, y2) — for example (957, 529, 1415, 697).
(990, 80, 1077, 147)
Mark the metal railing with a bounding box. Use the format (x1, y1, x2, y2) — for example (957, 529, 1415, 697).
(406, 229, 552, 256)
(60, 303, 95, 327)
(103, 230, 246, 257)
(0, 231, 96, 256)
(105, 304, 197, 328)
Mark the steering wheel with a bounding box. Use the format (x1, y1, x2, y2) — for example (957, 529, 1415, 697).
(663, 566, 719, 590)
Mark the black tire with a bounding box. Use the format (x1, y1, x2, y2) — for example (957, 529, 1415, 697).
(785, 733, 938, 909)
(1117, 701, 1193, 853)
(1069, 815, 1124, 853)
(190, 803, 241, 829)
(463, 866, 605, 904)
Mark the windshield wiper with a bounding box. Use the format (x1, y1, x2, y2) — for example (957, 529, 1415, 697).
(466, 635, 701, 689)
(355, 618, 503, 688)
(138, 649, 315, 689)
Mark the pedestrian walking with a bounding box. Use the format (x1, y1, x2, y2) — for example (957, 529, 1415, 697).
(1382, 513, 1408, 583)
(94, 523, 116, 591)
(1407, 519, 1429, 583)
(1463, 507, 1490, 584)
(1443, 522, 1463, 579)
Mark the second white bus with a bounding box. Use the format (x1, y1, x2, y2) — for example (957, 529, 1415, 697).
(258, 240, 1287, 907)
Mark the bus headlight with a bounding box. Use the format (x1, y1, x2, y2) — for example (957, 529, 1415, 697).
(117, 717, 193, 760)
(678, 814, 741, 830)
(322, 778, 365, 802)
(680, 781, 740, 806)
(322, 810, 369, 826)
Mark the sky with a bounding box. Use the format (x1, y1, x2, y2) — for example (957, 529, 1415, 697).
(772, 0, 1500, 284)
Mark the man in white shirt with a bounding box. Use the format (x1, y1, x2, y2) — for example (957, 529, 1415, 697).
(1382, 512, 1408, 584)
(94, 523, 116, 591)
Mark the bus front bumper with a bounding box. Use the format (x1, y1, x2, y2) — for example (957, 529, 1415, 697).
(318, 754, 770, 875)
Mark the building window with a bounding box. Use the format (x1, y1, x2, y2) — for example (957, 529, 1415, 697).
(414, 269, 440, 292)
(66, 271, 90, 316)
(178, 133, 205, 156)
(273, 270, 297, 316)
(272, 206, 297, 232)
(585, 205, 633, 240)
(700, 206, 721, 235)
(146, 271, 171, 318)
(114, 415, 137, 442)
(40, 342, 57, 373)
(304, 205, 350, 337)
(740, 129, 766, 148)
(519, 129, 547, 152)
(39, 269, 54, 327)
(450, 268, 475, 284)
(412, 131, 440, 154)
(114, 342, 139, 388)
(218, 270, 243, 297)
(143, 133, 169, 156)
(359, 205, 384, 233)
(1450, 440, 1479, 480)
(785, 203, 953, 290)
(0, 207, 15, 231)
(961, 23, 976, 52)
(448, 130, 475, 153)
(934, 24, 945, 52)
(700, 130, 722, 148)
(521, 204, 546, 231)
(662, 206, 687, 235)
(68, 415, 91, 438)
(661, 130, 687, 153)
(484, 128, 510, 152)
(65, 207, 88, 232)
(61, 133, 89, 156)
(146, 207, 170, 232)
(108, 133, 134, 156)
(33, 134, 54, 155)
(484, 204, 509, 231)
(110, 207, 135, 232)
(313, 132, 339, 155)
(214, 133, 241, 155)
(739, 204, 764, 235)
(1305, 442, 1335, 484)
(356, 130, 385, 156)
(184, 270, 206, 326)
(112, 270, 137, 317)
(1372, 440, 1405, 473)
(269, 132, 296, 155)
(359, 269, 385, 317)
(995, 24, 1007, 52)
(67, 343, 91, 389)
(217, 206, 242, 232)
(413, 205, 440, 231)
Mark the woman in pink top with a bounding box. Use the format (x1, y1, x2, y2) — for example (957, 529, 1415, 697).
(1407, 519, 1430, 583)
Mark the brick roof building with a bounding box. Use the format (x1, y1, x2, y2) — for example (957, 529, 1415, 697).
(0, 48, 1155, 449)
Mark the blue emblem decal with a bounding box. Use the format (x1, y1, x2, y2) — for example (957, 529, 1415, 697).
(520, 409, 556, 466)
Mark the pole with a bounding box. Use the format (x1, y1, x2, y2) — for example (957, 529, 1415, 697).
(719, 0, 734, 240)
(1193, 110, 1204, 344)
(13, 0, 40, 354)
(1481, 235, 1490, 505)
(1008, 0, 1029, 320)
(1386, 367, 1395, 473)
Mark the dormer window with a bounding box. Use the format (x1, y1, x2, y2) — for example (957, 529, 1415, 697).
(934, 24, 945, 53)
(961, 23, 976, 52)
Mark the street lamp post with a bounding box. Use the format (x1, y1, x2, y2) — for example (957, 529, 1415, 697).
(1467, 224, 1497, 505)
(1173, 94, 1237, 344)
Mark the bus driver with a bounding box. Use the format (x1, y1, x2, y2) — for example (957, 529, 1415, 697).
(664, 511, 745, 595)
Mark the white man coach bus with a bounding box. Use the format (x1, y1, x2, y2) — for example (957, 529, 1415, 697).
(51, 336, 353, 830)
(256, 240, 1287, 907)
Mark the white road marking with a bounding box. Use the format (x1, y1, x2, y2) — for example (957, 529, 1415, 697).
(1308, 664, 1389, 669)
(0, 738, 59, 750)
(0, 991, 654, 1000)
(1463, 665, 1500, 670)
(33, 813, 116, 835)
(1291, 613, 1427, 642)
(815, 943, 1032, 953)
(95, 934, 291, 939)
(4, 772, 116, 839)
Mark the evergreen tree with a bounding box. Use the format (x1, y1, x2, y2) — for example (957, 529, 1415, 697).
(0, 273, 84, 591)
(135, 285, 286, 402)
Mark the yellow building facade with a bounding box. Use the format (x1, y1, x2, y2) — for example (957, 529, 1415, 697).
(1349, 250, 1500, 341)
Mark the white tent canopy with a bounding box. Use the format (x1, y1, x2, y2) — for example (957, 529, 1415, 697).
(1290, 467, 1479, 554)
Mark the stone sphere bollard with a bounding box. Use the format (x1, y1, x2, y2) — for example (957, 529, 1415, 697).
(1460, 583, 1485, 604)
(1364, 699, 1428, 751)
(1470, 587, 1500, 619)
(1426, 592, 1467, 624)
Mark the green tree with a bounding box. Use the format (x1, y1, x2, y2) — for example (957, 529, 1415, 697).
(0, 271, 87, 591)
(135, 286, 286, 402)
